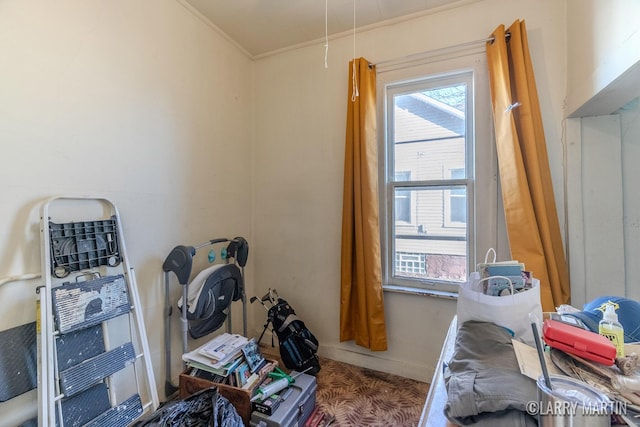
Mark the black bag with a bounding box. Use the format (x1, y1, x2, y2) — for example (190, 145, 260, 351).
(131, 387, 243, 426)
(267, 298, 321, 375)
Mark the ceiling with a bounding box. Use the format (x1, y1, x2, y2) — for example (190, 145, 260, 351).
(182, 0, 466, 57)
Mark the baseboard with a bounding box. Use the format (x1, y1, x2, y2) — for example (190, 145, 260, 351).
(318, 344, 433, 383)
(252, 329, 434, 384)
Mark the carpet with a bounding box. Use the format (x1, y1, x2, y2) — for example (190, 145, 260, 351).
(260, 346, 430, 426)
(314, 356, 430, 427)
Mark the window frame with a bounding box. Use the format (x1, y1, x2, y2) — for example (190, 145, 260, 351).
(377, 51, 498, 296)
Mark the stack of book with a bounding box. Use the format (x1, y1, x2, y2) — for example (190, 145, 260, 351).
(183, 333, 269, 389)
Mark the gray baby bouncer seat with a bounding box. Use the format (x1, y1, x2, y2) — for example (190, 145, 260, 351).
(178, 261, 244, 339)
(162, 237, 249, 396)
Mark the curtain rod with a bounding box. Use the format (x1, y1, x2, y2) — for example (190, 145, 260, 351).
(371, 32, 510, 68)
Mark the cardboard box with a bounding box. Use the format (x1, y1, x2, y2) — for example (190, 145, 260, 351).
(179, 360, 278, 425)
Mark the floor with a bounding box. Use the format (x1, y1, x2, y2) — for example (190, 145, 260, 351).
(260, 344, 431, 426)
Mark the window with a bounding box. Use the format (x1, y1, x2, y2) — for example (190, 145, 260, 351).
(394, 172, 411, 223)
(395, 252, 427, 276)
(378, 52, 497, 294)
(446, 168, 467, 226)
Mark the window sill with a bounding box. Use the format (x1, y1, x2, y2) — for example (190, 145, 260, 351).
(383, 284, 458, 300)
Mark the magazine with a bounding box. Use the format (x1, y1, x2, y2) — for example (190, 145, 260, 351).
(197, 333, 248, 363)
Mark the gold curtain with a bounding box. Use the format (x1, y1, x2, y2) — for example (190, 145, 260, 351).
(340, 57, 388, 351)
(486, 20, 571, 311)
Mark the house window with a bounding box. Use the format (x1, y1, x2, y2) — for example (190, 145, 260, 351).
(395, 252, 427, 276)
(378, 51, 496, 294)
(395, 171, 411, 223)
(445, 168, 467, 226)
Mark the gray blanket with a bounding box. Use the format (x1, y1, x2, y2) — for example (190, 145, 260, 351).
(443, 320, 538, 426)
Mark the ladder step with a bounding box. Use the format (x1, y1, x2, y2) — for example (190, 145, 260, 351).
(55, 324, 105, 372)
(83, 394, 143, 427)
(59, 383, 110, 426)
(59, 342, 135, 397)
(0, 321, 37, 402)
(52, 275, 131, 334)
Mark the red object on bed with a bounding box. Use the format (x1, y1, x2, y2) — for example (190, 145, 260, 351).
(542, 319, 616, 366)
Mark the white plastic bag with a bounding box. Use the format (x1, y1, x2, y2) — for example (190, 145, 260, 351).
(457, 271, 543, 346)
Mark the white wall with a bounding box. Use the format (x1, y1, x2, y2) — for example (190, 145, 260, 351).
(566, 100, 640, 307)
(566, 115, 626, 306)
(620, 98, 640, 300)
(566, 0, 640, 117)
(565, 0, 640, 306)
(252, 0, 566, 382)
(0, 0, 253, 424)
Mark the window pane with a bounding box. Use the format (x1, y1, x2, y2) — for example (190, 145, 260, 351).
(450, 196, 467, 223)
(394, 171, 412, 222)
(395, 189, 411, 222)
(393, 85, 467, 181)
(393, 187, 467, 282)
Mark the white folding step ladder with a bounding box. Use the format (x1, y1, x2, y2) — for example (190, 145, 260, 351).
(37, 196, 158, 427)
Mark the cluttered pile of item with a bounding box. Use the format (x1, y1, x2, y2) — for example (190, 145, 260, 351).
(446, 249, 640, 426)
(184, 334, 272, 390)
(539, 298, 640, 425)
(158, 236, 324, 427)
(180, 332, 327, 427)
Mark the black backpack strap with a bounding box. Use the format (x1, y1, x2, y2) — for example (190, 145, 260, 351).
(277, 313, 299, 333)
